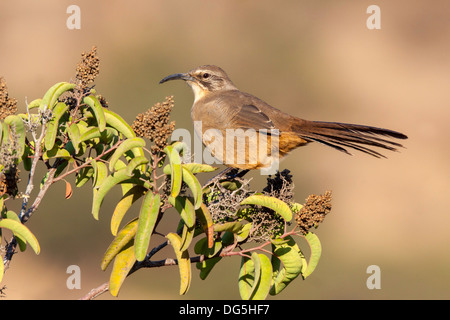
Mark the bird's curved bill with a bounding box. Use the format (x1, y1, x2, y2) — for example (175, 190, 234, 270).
(159, 73, 194, 84)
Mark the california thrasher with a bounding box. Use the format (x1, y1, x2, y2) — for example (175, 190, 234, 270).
(160, 65, 407, 170)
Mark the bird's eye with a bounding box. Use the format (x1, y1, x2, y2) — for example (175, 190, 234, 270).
(202, 73, 210, 79)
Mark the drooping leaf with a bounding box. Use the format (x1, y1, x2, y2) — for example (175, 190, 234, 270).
(65, 180, 73, 199)
(92, 168, 140, 220)
(168, 196, 195, 228)
(238, 255, 256, 300)
(0, 218, 40, 255)
(44, 102, 68, 150)
(166, 232, 191, 295)
(269, 236, 302, 295)
(251, 253, 272, 300)
(75, 166, 94, 188)
(125, 156, 148, 177)
(101, 218, 138, 271)
(195, 203, 214, 248)
(2, 210, 26, 251)
(109, 243, 136, 297)
(110, 185, 146, 236)
(134, 192, 161, 261)
(181, 166, 202, 210)
(196, 256, 222, 280)
(301, 232, 322, 279)
(83, 95, 106, 132)
(39, 82, 75, 111)
(67, 123, 81, 154)
(164, 145, 183, 198)
(108, 137, 146, 172)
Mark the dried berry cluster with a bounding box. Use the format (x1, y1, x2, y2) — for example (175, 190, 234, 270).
(132, 96, 176, 153)
(75, 46, 100, 91)
(295, 190, 332, 235)
(263, 169, 294, 203)
(0, 77, 17, 120)
(0, 128, 21, 197)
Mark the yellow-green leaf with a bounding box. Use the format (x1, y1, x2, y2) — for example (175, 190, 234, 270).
(134, 192, 161, 261)
(92, 168, 137, 220)
(182, 166, 202, 210)
(125, 156, 148, 177)
(301, 232, 322, 279)
(269, 236, 302, 295)
(101, 218, 138, 271)
(111, 185, 146, 236)
(168, 196, 195, 228)
(109, 243, 136, 297)
(83, 95, 106, 132)
(44, 102, 68, 150)
(0, 218, 40, 255)
(240, 194, 292, 221)
(164, 145, 182, 198)
(109, 137, 146, 172)
(39, 82, 75, 110)
(166, 232, 191, 295)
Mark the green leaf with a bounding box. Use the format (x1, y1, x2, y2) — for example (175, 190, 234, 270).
(109, 137, 146, 172)
(125, 156, 148, 177)
(111, 185, 146, 236)
(0, 218, 40, 255)
(134, 192, 161, 261)
(181, 166, 202, 210)
(43, 147, 72, 161)
(101, 218, 138, 271)
(67, 123, 81, 154)
(168, 196, 195, 228)
(164, 145, 183, 198)
(109, 243, 136, 297)
(182, 163, 218, 174)
(213, 221, 243, 233)
(92, 168, 139, 220)
(75, 166, 94, 187)
(240, 194, 292, 221)
(44, 102, 68, 150)
(196, 256, 222, 280)
(238, 255, 256, 300)
(166, 232, 191, 295)
(249, 253, 273, 300)
(180, 223, 195, 252)
(27, 98, 42, 109)
(3, 115, 26, 160)
(301, 232, 322, 279)
(195, 203, 214, 248)
(104, 109, 136, 138)
(2, 211, 26, 251)
(269, 236, 302, 295)
(83, 95, 106, 132)
(39, 82, 75, 110)
(79, 127, 102, 143)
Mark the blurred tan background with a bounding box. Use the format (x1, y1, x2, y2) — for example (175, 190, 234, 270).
(1, 0, 449, 299)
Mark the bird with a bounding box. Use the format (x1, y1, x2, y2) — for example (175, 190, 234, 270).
(159, 65, 407, 171)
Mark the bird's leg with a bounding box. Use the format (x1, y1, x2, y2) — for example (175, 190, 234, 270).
(203, 167, 249, 189)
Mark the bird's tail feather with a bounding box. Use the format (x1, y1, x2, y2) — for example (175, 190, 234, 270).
(295, 121, 408, 158)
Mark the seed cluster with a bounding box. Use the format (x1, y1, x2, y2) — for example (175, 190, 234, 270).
(0, 78, 17, 120)
(295, 191, 332, 235)
(132, 96, 176, 153)
(75, 46, 100, 91)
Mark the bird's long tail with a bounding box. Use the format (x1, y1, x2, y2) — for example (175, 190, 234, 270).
(295, 120, 408, 158)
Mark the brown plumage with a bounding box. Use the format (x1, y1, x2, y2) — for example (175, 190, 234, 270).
(160, 65, 407, 169)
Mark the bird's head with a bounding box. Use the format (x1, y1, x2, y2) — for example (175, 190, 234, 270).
(159, 65, 236, 101)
